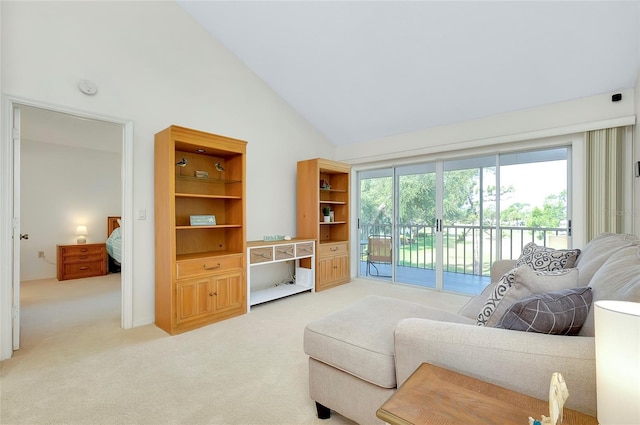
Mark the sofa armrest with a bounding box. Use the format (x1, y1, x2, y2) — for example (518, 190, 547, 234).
(491, 259, 517, 282)
(394, 318, 596, 416)
(457, 259, 518, 320)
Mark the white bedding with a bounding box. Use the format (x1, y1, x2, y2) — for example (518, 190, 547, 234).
(106, 226, 122, 264)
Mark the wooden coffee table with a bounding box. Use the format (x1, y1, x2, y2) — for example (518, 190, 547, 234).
(377, 363, 599, 425)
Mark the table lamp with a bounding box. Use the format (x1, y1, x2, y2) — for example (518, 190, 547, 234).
(594, 300, 640, 425)
(76, 225, 88, 244)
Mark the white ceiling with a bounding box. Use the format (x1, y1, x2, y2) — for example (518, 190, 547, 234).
(177, 0, 640, 146)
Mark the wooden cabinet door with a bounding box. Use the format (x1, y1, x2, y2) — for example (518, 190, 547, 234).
(176, 276, 214, 324)
(317, 256, 335, 288)
(317, 241, 350, 290)
(333, 253, 350, 282)
(212, 270, 244, 315)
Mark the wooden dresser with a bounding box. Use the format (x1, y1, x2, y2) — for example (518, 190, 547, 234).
(57, 243, 108, 281)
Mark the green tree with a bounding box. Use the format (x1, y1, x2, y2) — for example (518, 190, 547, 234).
(527, 190, 566, 228)
(398, 173, 435, 224)
(360, 169, 529, 231)
(360, 177, 393, 225)
(442, 169, 479, 225)
(500, 202, 531, 226)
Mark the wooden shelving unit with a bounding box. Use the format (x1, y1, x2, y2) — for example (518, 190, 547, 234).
(154, 125, 247, 335)
(297, 158, 351, 291)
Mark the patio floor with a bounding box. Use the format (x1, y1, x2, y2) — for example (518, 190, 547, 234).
(359, 261, 491, 295)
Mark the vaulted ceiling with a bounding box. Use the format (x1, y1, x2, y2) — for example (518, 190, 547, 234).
(177, 1, 640, 146)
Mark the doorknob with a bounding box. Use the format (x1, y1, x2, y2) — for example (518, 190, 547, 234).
(20, 234, 29, 240)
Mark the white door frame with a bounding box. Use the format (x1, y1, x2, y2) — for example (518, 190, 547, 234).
(0, 95, 134, 360)
(11, 105, 21, 350)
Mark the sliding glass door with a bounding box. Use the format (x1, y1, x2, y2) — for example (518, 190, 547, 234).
(395, 164, 437, 288)
(357, 147, 571, 295)
(498, 148, 570, 257)
(441, 157, 496, 293)
(358, 169, 393, 279)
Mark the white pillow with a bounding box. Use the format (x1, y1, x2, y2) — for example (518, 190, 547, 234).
(477, 265, 579, 327)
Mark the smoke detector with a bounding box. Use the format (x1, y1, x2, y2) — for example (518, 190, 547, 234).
(78, 79, 98, 96)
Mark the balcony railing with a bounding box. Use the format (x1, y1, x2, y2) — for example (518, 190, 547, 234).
(360, 223, 568, 278)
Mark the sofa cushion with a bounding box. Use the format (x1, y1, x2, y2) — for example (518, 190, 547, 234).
(496, 287, 592, 335)
(574, 233, 639, 287)
(303, 295, 473, 388)
(516, 242, 580, 271)
(477, 265, 579, 327)
(579, 244, 640, 336)
(458, 279, 500, 320)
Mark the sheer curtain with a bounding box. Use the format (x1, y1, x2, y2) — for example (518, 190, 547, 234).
(585, 127, 626, 241)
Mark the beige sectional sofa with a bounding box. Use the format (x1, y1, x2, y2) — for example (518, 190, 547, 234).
(303, 233, 640, 424)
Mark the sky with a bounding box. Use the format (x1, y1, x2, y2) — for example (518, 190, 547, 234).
(499, 160, 567, 209)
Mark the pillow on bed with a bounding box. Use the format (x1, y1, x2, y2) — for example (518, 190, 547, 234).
(109, 226, 122, 239)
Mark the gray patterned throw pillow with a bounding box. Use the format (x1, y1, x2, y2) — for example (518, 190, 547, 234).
(476, 265, 578, 327)
(516, 242, 580, 271)
(476, 267, 517, 326)
(496, 287, 592, 335)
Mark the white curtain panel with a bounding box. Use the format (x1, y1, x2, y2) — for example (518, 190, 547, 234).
(586, 127, 625, 241)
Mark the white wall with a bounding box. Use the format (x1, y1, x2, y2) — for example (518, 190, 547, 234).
(1, 1, 335, 334)
(337, 89, 635, 164)
(20, 140, 121, 281)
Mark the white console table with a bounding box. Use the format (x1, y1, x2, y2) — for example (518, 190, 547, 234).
(247, 238, 315, 310)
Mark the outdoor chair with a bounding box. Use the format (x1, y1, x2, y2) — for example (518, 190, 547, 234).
(366, 235, 392, 276)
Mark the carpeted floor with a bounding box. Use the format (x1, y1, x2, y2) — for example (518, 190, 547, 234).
(0, 275, 469, 425)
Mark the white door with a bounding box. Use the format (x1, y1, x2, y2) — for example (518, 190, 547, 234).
(11, 105, 21, 350)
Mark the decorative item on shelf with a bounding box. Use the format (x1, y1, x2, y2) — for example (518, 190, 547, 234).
(76, 225, 88, 244)
(322, 206, 331, 223)
(215, 162, 225, 179)
(263, 235, 285, 241)
(528, 372, 569, 425)
(194, 170, 208, 179)
(329, 211, 335, 222)
(594, 300, 640, 425)
(176, 157, 188, 175)
(320, 179, 331, 190)
(190, 215, 216, 226)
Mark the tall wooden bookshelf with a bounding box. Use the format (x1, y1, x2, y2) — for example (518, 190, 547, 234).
(297, 158, 351, 291)
(155, 125, 247, 335)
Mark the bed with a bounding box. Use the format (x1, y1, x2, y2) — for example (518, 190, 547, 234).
(106, 216, 122, 273)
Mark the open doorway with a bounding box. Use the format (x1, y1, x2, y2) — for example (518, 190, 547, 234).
(20, 105, 123, 276)
(18, 105, 123, 351)
(2, 99, 134, 358)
